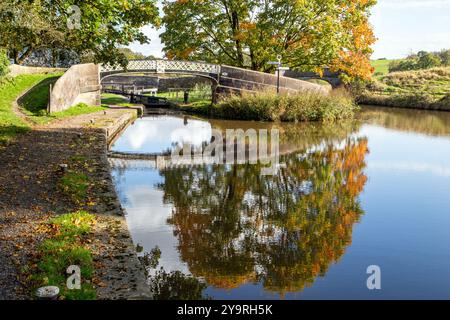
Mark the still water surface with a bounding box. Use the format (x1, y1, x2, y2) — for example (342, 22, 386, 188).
(109, 106, 450, 299)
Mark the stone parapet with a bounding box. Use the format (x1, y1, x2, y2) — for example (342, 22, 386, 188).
(49, 63, 101, 113)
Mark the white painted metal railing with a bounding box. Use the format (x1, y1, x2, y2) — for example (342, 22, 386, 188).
(100, 59, 219, 75)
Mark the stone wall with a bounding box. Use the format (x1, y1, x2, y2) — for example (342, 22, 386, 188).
(282, 69, 343, 88)
(8, 64, 66, 77)
(49, 63, 101, 113)
(219, 66, 330, 95)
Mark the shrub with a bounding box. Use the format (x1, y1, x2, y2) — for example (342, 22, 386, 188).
(389, 59, 417, 73)
(214, 89, 357, 122)
(439, 50, 450, 66)
(0, 49, 10, 83)
(417, 53, 442, 69)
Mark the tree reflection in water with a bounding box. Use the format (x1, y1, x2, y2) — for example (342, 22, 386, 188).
(158, 136, 369, 295)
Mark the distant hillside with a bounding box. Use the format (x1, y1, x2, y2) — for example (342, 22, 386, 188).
(371, 59, 397, 77)
(360, 66, 450, 110)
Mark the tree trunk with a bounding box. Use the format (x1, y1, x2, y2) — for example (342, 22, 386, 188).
(231, 11, 244, 67)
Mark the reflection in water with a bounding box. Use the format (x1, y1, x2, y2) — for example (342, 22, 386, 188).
(111, 116, 212, 154)
(160, 138, 368, 294)
(110, 107, 450, 299)
(111, 116, 369, 298)
(359, 106, 450, 137)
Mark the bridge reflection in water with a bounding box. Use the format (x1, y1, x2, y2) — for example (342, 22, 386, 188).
(109, 115, 369, 299)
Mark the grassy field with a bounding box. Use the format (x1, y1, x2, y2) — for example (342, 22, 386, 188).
(371, 59, 397, 77)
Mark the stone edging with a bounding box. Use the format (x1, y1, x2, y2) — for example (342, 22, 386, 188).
(92, 109, 152, 300)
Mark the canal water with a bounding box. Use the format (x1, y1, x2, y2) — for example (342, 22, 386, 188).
(109, 106, 450, 299)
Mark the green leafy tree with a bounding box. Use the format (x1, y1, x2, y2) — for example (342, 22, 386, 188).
(0, 0, 160, 66)
(161, 0, 376, 81)
(0, 0, 63, 64)
(118, 48, 147, 60)
(389, 49, 449, 73)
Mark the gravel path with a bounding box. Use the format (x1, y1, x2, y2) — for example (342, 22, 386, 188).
(0, 107, 148, 299)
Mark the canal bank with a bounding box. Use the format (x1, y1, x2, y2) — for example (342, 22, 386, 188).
(0, 101, 150, 299)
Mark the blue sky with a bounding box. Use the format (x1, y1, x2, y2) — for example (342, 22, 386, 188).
(129, 0, 450, 60)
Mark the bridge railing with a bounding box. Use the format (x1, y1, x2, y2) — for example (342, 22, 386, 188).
(100, 59, 219, 75)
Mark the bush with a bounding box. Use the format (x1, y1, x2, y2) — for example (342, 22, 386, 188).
(0, 49, 10, 83)
(389, 59, 417, 72)
(439, 50, 450, 66)
(213, 89, 357, 122)
(417, 53, 441, 69)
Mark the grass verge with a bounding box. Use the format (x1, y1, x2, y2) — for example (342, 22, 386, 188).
(0, 74, 59, 145)
(212, 89, 358, 122)
(58, 171, 90, 204)
(32, 211, 96, 300)
(20, 80, 106, 124)
(0, 73, 107, 146)
(101, 93, 135, 107)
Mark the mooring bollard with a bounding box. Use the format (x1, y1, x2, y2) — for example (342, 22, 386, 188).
(35, 286, 60, 300)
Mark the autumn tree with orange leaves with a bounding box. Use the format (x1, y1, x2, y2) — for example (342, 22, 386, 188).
(161, 0, 377, 81)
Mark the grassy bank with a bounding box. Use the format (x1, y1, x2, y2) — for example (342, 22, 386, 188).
(156, 89, 212, 105)
(0, 74, 57, 145)
(101, 93, 135, 107)
(0, 73, 107, 145)
(31, 211, 96, 300)
(211, 89, 358, 122)
(19, 79, 105, 124)
(359, 67, 450, 110)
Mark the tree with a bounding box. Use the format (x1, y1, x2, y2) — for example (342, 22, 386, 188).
(118, 48, 147, 60)
(0, 0, 64, 64)
(0, 0, 160, 66)
(161, 0, 376, 81)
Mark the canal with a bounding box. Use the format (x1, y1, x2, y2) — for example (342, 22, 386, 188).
(109, 106, 450, 299)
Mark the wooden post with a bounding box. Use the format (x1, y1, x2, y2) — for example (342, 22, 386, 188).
(47, 84, 52, 113)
